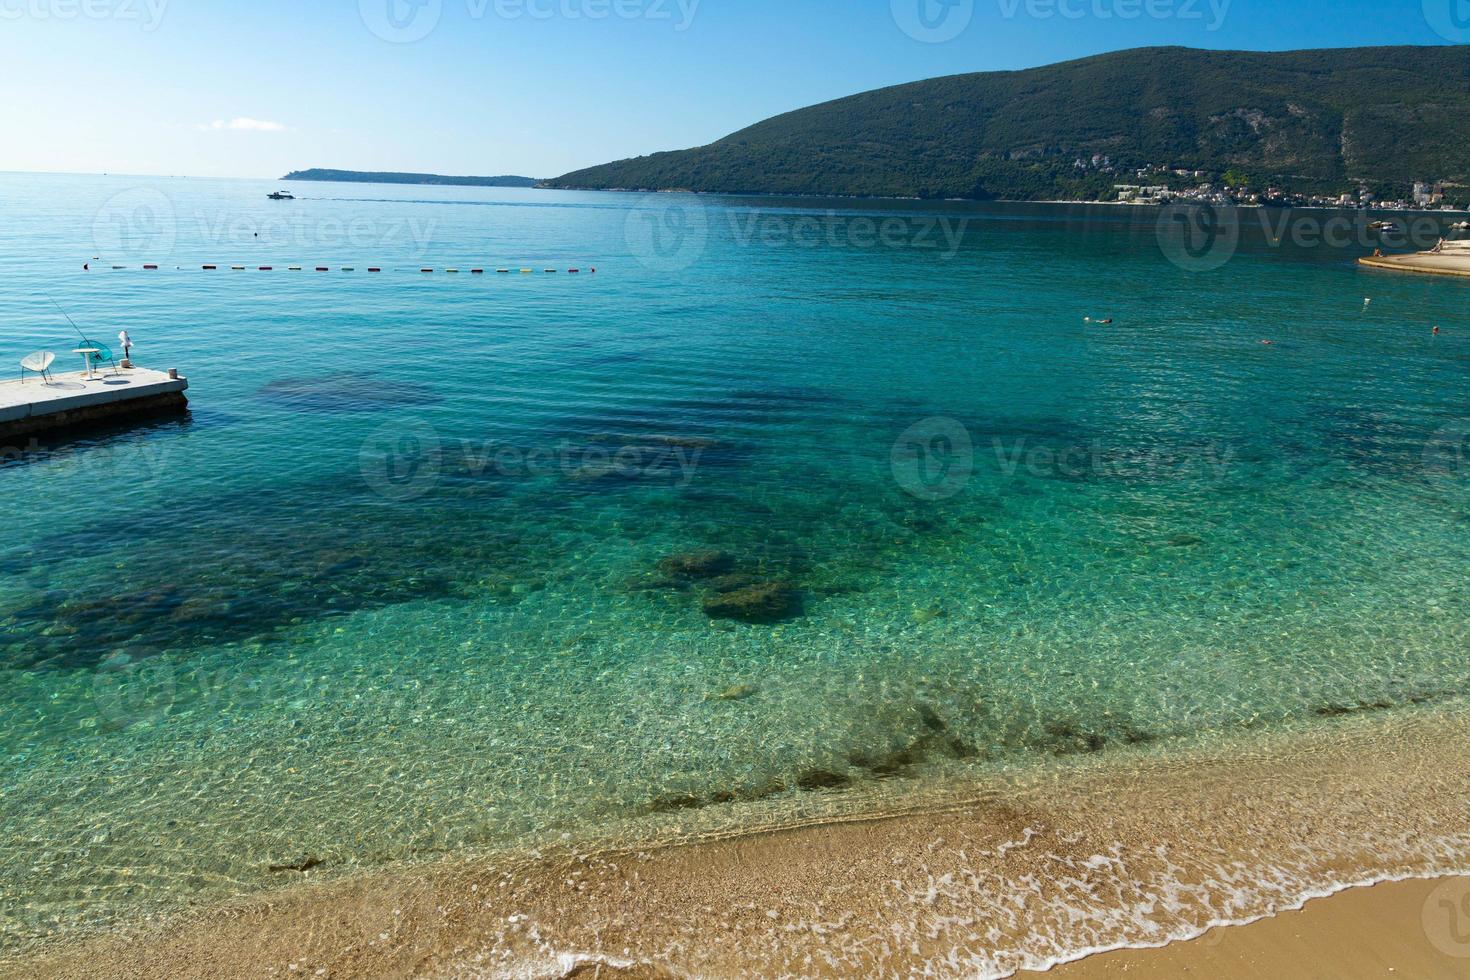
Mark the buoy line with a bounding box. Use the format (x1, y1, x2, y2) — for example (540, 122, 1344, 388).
(84, 260, 597, 275)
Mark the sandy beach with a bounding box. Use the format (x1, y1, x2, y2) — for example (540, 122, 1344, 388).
(1045, 876, 1470, 979)
(12, 702, 1470, 979)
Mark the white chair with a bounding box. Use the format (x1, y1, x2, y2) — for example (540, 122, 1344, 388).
(20, 350, 56, 383)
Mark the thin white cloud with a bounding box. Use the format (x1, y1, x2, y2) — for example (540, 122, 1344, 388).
(197, 117, 287, 133)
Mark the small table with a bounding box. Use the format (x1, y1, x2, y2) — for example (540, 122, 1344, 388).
(72, 348, 100, 379)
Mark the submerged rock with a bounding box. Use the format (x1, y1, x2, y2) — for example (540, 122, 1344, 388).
(1165, 533, 1204, 548)
(707, 682, 759, 702)
(911, 604, 946, 624)
(701, 582, 800, 623)
(705, 573, 759, 594)
(657, 550, 733, 579)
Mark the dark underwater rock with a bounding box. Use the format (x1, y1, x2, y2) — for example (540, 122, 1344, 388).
(700, 582, 800, 623)
(657, 550, 733, 579)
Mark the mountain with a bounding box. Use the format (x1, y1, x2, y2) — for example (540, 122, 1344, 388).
(545, 46, 1470, 201)
(283, 169, 539, 188)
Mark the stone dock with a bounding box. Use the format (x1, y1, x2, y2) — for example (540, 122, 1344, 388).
(0, 366, 188, 443)
(1358, 250, 1470, 278)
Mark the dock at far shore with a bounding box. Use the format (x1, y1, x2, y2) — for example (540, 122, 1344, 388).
(0, 366, 188, 444)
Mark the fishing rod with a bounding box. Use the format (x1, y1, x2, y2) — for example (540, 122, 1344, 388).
(45, 295, 87, 341)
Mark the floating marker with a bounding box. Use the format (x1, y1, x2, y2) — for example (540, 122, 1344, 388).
(342, 267, 354, 272)
(497, 269, 510, 273)
(544, 269, 557, 273)
(203, 265, 216, 270)
(445, 268, 459, 274)
(112, 265, 125, 269)
(316, 267, 329, 272)
(143, 264, 158, 270)
(289, 266, 302, 271)
(231, 266, 244, 271)
(368, 267, 381, 273)
(568, 268, 580, 273)
(520, 268, 532, 274)
(259, 266, 272, 271)
(471, 269, 484, 274)
(421, 268, 433, 273)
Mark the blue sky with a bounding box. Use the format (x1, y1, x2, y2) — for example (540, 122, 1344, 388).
(0, 0, 1461, 179)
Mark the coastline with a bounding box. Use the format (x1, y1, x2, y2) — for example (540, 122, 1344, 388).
(14, 702, 1470, 979)
(1043, 876, 1470, 979)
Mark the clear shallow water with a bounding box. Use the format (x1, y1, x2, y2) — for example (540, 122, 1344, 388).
(0, 174, 1468, 950)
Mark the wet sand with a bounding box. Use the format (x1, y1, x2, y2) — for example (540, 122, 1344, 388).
(1043, 875, 1470, 979)
(13, 704, 1470, 979)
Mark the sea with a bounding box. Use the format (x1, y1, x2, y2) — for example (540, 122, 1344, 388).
(1, 173, 1467, 970)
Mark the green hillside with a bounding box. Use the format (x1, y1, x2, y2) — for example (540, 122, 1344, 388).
(546, 46, 1470, 200)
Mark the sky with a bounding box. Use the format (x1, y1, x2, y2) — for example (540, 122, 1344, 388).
(0, 0, 1462, 180)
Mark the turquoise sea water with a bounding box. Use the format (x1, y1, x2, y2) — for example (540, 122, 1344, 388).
(1, 174, 1468, 951)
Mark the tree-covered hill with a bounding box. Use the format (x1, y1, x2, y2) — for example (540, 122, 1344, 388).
(545, 46, 1470, 200)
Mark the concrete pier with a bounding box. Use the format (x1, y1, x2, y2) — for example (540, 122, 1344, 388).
(1358, 251, 1470, 278)
(0, 366, 188, 443)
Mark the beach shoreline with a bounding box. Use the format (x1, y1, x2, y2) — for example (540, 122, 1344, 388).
(14, 702, 1470, 979)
